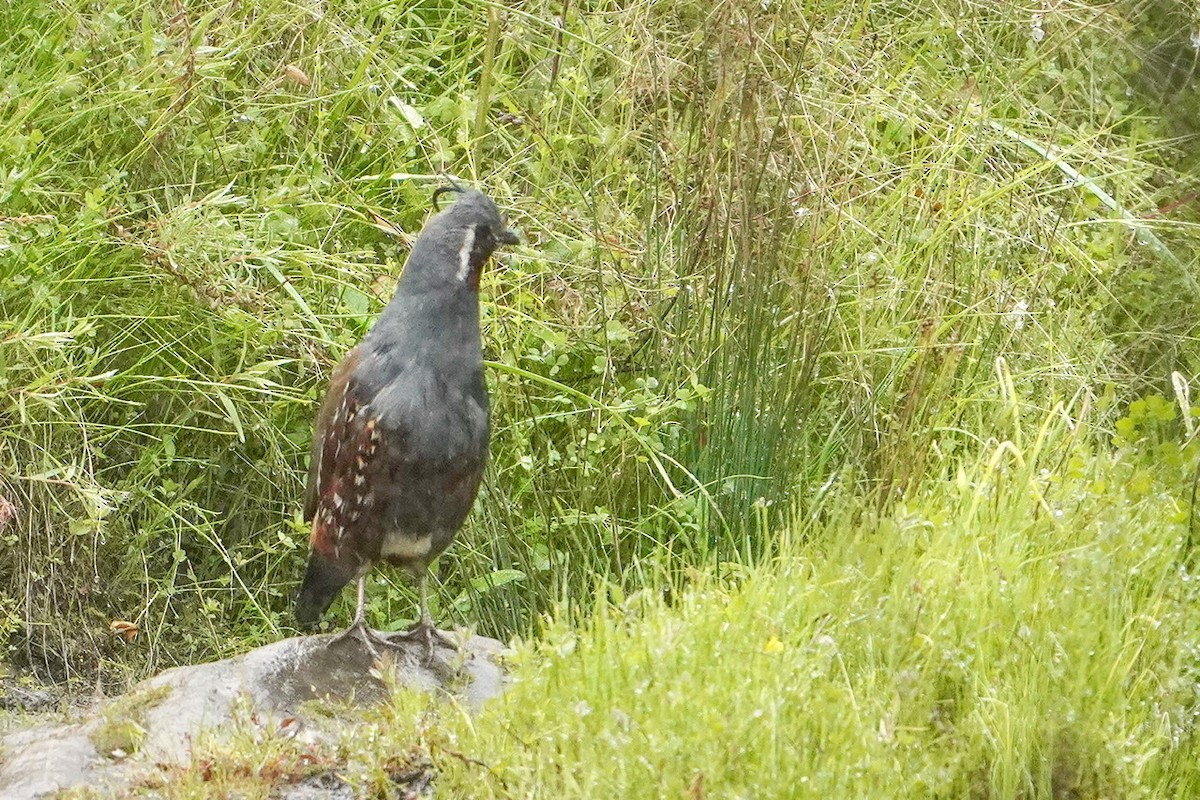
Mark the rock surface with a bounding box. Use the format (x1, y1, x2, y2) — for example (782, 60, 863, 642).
(0, 630, 506, 799)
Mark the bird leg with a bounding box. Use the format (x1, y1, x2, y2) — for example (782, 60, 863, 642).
(327, 575, 396, 658)
(386, 571, 457, 662)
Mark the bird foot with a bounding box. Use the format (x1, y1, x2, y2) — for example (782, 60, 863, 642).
(385, 622, 457, 664)
(326, 619, 402, 660)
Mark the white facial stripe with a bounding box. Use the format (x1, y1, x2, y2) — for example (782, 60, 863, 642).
(455, 227, 477, 282)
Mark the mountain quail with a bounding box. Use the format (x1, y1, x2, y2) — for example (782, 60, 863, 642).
(294, 185, 518, 658)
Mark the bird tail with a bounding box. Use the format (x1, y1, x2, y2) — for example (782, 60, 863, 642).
(294, 550, 356, 629)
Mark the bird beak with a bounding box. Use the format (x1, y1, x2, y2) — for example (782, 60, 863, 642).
(498, 227, 520, 246)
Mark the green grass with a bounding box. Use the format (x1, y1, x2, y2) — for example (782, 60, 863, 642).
(1, 2, 1200, 792)
(2, 0, 1200, 794)
(111, 407, 1200, 798)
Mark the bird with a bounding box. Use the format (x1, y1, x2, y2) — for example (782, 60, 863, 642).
(294, 184, 518, 659)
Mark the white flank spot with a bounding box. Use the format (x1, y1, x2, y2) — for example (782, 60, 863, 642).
(455, 227, 477, 282)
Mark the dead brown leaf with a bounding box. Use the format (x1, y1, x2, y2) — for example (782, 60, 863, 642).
(109, 620, 139, 642)
(283, 64, 311, 88)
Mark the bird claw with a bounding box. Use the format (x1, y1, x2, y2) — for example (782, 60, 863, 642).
(326, 620, 401, 660)
(326, 619, 457, 665)
(385, 622, 457, 664)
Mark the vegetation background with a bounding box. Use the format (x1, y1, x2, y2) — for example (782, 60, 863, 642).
(2, 0, 1200, 796)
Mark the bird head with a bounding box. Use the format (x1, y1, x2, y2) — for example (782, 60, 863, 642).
(397, 184, 519, 293)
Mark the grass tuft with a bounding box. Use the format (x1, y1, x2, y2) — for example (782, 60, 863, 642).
(138, 414, 1200, 798)
(1, 0, 1198, 704)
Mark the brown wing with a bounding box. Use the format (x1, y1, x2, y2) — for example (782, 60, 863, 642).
(303, 346, 364, 524)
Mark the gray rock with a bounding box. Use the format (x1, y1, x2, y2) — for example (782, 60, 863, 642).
(0, 631, 506, 799)
(0, 722, 99, 798)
